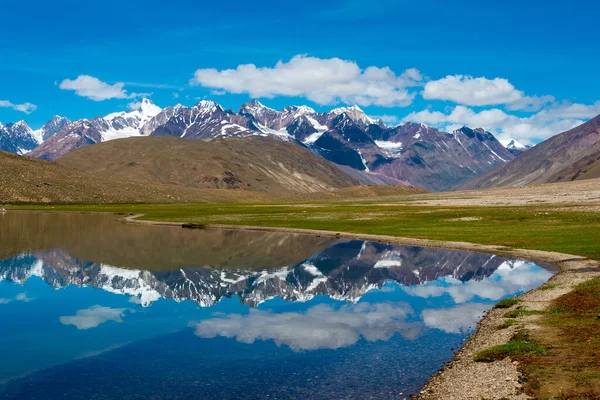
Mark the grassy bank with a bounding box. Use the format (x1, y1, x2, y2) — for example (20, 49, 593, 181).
(10, 202, 600, 261)
(485, 277, 600, 398)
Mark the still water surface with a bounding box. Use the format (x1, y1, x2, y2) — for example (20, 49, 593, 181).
(0, 212, 556, 399)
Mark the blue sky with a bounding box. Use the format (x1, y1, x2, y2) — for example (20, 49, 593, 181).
(1, 0, 599, 144)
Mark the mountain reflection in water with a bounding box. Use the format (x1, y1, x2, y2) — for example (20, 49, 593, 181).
(3, 241, 546, 307)
(0, 212, 556, 399)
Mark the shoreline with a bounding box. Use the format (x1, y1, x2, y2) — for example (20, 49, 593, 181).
(120, 213, 600, 399)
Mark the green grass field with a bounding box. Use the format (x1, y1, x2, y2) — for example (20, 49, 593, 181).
(473, 332, 547, 362)
(10, 201, 600, 260)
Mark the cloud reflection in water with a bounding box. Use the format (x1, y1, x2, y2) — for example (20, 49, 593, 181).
(60, 306, 130, 330)
(195, 302, 421, 351)
(403, 260, 553, 304)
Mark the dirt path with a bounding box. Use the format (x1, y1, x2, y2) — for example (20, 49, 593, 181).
(122, 214, 600, 399)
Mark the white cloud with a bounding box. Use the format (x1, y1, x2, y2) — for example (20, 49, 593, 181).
(59, 75, 147, 101)
(531, 101, 600, 121)
(495, 118, 583, 146)
(405, 106, 511, 128)
(0, 100, 37, 114)
(402, 103, 595, 145)
(506, 95, 556, 112)
(422, 303, 490, 334)
(60, 306, 129, 330)
(195, 302, 421, 351)
(127, 101, 143, 111)
(423, 75, 553, 110)
(191, 55, 422, 107)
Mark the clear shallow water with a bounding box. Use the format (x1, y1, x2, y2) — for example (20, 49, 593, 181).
(0, 212, 556, 399)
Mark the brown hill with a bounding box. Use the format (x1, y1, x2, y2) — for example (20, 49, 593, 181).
(461, 114, 600, 190)
(0, 150, 271, 204)
(57, 136, 361, 193)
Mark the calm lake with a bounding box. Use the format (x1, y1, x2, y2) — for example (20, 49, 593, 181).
(0, 212, 556, 399)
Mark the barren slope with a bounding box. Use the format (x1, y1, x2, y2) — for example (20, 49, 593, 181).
(461, 114, 600, 190)
(0, 150, 271, 204)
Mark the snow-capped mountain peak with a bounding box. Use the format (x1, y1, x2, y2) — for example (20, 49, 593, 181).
(32, 115, 71, 143)
(100, 98, 162, 141)
(139, 98, 161, 116)
(12, 120, 30, 129)
(331, 104, 363, 114)
(0, 120, 38, 154)
(330, 105, 377, 126)
(500, 138, 527, 150)
(279, 105, 316, 119)
(240, 100, 276, 116)
(289, 105, 316, 115)
(194, 100, 222, 111)
(498, 138, 531, 156)
(105, 98, 161, 123)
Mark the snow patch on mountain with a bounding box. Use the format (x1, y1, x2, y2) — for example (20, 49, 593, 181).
(252, 122, 293, 140)
(375, 140, 403, 156)
(98, 265, 161, 306)
(357, 149, 369, 171)
(482, 142, 508, 162)
(302, 263, 328, 292)
(302, 115, 329, 144)
(31, 128, 45, 144)
(374, 251, 403, 268)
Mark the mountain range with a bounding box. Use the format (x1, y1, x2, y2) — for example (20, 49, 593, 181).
(0, 116, 70, 154)
(2, 99, 526, 192)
